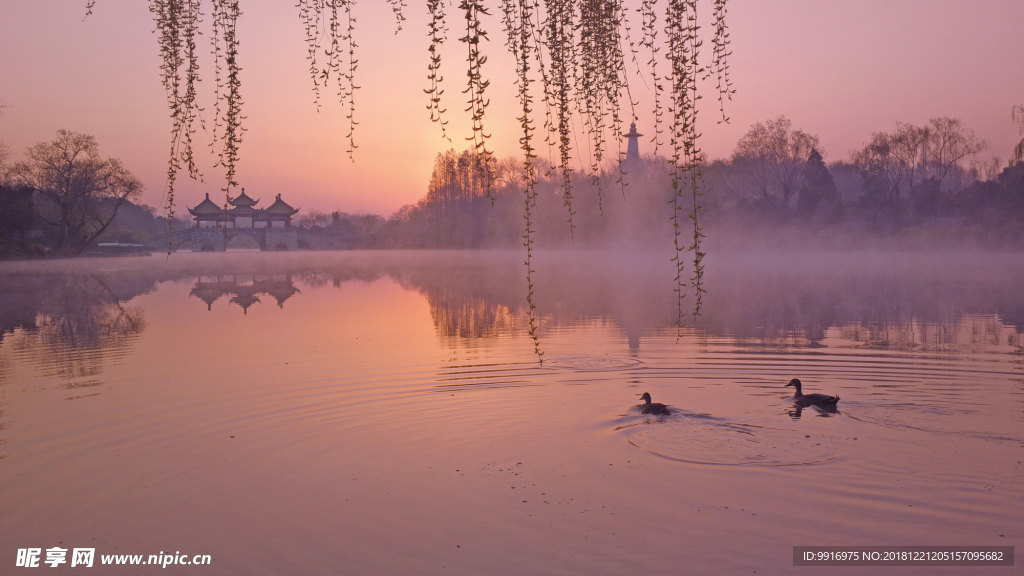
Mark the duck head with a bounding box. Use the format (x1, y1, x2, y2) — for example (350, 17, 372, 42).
(639, 392, 653, 405)
(784, 378, 803, 393)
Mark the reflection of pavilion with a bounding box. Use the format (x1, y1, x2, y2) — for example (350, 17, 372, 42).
(189, 274, 301, 313)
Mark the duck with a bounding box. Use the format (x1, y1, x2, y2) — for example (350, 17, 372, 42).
(784, 378, 839, 407)
(638, 392, 672, 415)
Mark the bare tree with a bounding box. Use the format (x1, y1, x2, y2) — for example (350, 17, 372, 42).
(0, 140, 9, 183)
(852, 130, 909, 227)
(12, 130, 142, 254)
(297, 209, 330, 229)
(1012, 105, 1024, 166)
(853, 117, 988, 227)
(970, 155, 1002, 182)
(424, 148, 497, 247)
(731, 116, 820, 206)
(921, 117, 987, 189)
(493, 156, 524, 190)
(888, 122, 929, 189)
(0, 100, 10, 182)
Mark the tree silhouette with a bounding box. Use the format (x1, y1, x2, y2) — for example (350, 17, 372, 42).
(796, 148, 840, 221)
(732, 116, 819, 207)
(1012, 105, 1024, 166)
(11, 131, 143, 254)
(853, 117, 987, 229)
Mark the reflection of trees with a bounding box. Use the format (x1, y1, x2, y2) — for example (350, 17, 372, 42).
(6, 274, 147, 381)
(0, 275, 44, 343)
(0, 272, 150, 445)
(698, 279, 842, 347)
(2, 254, 1020, 359)
(425, 292, 519, 341)
(372, 254, 1024, 351)
(841, 315, 1020, 352)
(696, 269, 1024, 351)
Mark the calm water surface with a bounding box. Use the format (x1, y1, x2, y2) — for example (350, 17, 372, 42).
(1, 250, 1021, 575)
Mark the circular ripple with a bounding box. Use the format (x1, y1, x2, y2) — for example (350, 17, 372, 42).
(616, 413, 840, 467)
(545, 355, 642, 371)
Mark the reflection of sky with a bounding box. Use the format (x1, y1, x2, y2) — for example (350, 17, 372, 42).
(1, 253, 1022, 575)
(1, 1, 1022, 216)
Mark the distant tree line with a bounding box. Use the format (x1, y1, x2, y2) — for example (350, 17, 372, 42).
(3, 118, 1021, 257)
(317, 115, 1019, 249)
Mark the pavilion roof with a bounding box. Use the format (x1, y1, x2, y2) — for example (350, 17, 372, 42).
(230, 295, 261, 314)
(228, 204, 261, 217)
(189, 288, 222, 310)
(265, 194, 299, 216)
(188, 193, 224, 216)
(229, 189, 259, 207)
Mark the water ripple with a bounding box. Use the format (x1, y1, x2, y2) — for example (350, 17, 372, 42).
(544, 355, 643, 371)
(614, 411, 841, 467)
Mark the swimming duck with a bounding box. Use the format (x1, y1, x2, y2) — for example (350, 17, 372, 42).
(785, 378, 839, 407)
(638, 392, 672, 415)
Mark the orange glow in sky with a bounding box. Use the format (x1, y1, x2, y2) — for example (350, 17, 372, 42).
(1, 0, 1022, 216)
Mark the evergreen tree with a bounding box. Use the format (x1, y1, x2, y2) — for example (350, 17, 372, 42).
(797, 149, 841, 221)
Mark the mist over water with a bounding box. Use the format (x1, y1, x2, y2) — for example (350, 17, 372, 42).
(0, 250, 1021, 575)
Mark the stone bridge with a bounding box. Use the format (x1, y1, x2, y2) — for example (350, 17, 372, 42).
(146, 227, 347, 252)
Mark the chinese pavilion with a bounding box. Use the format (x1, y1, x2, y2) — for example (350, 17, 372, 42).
(171, 188, 345, 251)
(188, 189, 299, 229)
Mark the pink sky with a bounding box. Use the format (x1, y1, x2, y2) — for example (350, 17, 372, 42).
(1, 0, 1022, 216)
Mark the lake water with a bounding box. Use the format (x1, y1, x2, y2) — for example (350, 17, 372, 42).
(1, 250, 1021, 575)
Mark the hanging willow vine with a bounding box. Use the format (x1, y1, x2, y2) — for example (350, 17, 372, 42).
(665, 0, 705, 325)
(296, 0, 360, 160)
(149, 0, 203, 238)
(576, 0, 630, 213)
(543, 0, 578, 233)
(460, 0, 497, 201)
(209, 0, 244, 194)
(95, 0, 732, 341)
(500, 0, 541, 357)
(425, 0, 451, 141)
